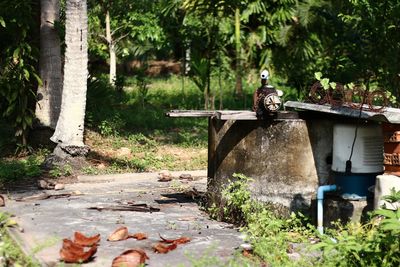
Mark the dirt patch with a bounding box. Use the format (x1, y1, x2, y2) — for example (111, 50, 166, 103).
(124, 60, 181, 76)
(157, 146, 207, 162)
(84, 129, 207, 172)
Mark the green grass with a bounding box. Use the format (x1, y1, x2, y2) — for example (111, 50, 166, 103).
(0, 213, 39, 266)
(86, 73, 256, 135)
(0, 154, 45, 182)
(0, 73, 296, 177)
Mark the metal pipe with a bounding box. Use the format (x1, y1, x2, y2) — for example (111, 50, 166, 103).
(317, 185, 337, 235)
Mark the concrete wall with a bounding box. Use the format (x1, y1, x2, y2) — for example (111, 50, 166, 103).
(207, 116, 334, 216)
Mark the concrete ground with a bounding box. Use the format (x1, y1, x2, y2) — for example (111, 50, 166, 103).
(1, 171, 245, 266)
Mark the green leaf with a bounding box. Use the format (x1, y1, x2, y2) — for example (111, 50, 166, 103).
(13, 47, 20, 60)
(5, 104, 15, 116)
(329, 82, 336, 89)
(314, 72, 322, 81)
(0, 17, 5, 27)
(32, 73, 43, 86)
(374, 209, 396, 219)
(23, 69, 30, 81)
(321, 78, 330, 90)
(11, 91, 18, 102)
(380, 220, 400, 231)
(346, 82, 355, 90)
(24, 116, 32, 126)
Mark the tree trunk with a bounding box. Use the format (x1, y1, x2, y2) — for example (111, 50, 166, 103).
(105, 10, 116, 85)
(35, 0, 62, 129)
(50, 0, 88, 157)
(234, 7, 243, 98)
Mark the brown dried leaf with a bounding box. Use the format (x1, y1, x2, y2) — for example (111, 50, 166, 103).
(62, 239, 84, 254)
(60, 244, 97, 263)
(242, 249, 253, 258)
(108, 226, 129, 241)
(0, 195, 4, 207)
(74, 231, 101, 247)
(130, 232, 148, 240)
(112, 249, 149, 267)
(152, 242, 177, 254)
(159, 234, 190, 244)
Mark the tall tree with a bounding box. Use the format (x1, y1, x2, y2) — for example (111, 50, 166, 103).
(182, 0, 245, 98)
(35, 0, 63, 129)
(0, 0, 40, 146)
(50, 0, 89, 157)
(89, 0, 165, 85)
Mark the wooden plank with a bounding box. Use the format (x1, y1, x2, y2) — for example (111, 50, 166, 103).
(167, 110, 300, 120)
(215, 110, 257, 120)
(166, 109, 257, 119)
(166, 110, 216, 118)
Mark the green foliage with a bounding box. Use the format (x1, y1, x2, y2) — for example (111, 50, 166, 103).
(0, 0, 40, 146)
(218, 175, 400, 266)
(88, 0, 166, 62)
(184, 247, 256, 267)
(98, 115, 124, 137)
(314, 189, 400, 267)
(213, 173, 316, 266)
(273, 0, 400, 98)
(0, 156, 43, 181)
(49, 164, 73, 178)
(131, 68, 150, 108)
(221, 173, 254, 224)
(382, 187, 400, 205)
(0, 212, 39, 266)
(314, 72, 336, 90)
(128, 133, 157, 152)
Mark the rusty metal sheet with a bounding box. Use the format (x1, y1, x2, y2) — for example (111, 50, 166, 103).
(284, 101, 400, 124)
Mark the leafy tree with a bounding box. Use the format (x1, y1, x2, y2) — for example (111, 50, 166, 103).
(0, 0, 40, 146)
(88, 0, 166, 84)
(270, 0, 400, 99)
(338, 0, 400, 96)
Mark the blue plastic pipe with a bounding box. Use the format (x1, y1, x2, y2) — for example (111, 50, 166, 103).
(317, 185, 337, 235)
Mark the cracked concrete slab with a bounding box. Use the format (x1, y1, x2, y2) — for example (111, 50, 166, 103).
(1, 170, 245, 266)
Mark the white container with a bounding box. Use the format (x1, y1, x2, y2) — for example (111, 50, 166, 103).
(332, 123, 383, 173)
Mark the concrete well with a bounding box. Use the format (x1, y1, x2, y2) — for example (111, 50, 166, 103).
(207, 115, 334, 217)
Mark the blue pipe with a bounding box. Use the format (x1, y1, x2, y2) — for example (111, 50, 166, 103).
(317, 185, 337, 235)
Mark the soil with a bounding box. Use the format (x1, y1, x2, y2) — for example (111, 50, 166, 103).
(1, 129, 207, 193)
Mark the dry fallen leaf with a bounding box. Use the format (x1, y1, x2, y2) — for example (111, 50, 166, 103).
(73, 231, 101, 247)
(0, 195, 5, 207)
(159, 234, 190, 244)
(242, 249, 253, 258)
(62, 239, 84, 254)
(130, 232, 148, 240)
(108, 226, 129, 241)
(152, 242, 177, 254)
(112, 249, 149, 267)
(60, 244, 97, 263)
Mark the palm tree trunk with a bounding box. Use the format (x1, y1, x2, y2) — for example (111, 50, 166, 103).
(50, 0, 88, 156)
(35, 0, 62, 129)
(106, 10, 116, 85)
(234, 7, 243, 98)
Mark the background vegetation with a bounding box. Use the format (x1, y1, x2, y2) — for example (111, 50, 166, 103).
(0, 1, 399, 265)
(1, 0, 399, 151)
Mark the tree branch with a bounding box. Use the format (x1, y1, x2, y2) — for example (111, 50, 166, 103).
(99, 34, 109, 44)
(115, 33, 130, 43)
(111, 25, 125, 36)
